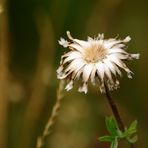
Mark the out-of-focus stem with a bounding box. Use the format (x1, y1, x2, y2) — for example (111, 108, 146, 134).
(36, 80, 65, 148)
(0, 0, 9, 147)
(20, 11, 55, 148)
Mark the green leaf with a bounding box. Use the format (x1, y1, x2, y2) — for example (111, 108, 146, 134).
(128, 120, 137, 133)
(124, 120, 137, 137)
(110, 137, 118, 148)
(99, 117, 138, 148)
(127, 135, 138, 143)
(116, 129, 124, 138)
(99, 135, 114, 142)
(105, 117, 119, 136)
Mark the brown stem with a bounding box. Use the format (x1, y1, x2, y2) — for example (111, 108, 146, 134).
(104, 84, 135, 148)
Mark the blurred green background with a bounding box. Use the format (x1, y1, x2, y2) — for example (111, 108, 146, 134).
(0, 0, 147, 148)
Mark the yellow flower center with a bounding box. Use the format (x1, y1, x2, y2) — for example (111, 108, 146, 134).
(83, 43, 107, 63)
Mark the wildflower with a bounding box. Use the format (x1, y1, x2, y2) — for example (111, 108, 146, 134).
(57, 31, 139, 93)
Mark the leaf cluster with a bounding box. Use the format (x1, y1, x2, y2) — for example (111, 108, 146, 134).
(98, 117, 138, 148)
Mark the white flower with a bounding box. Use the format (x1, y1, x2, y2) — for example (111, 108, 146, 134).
(57, 31, 140, 94)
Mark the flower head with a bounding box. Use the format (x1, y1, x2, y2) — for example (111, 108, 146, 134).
(57, 31, 140, 94)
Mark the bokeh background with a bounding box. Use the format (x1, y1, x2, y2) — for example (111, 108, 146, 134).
(0, 0, 147, 148)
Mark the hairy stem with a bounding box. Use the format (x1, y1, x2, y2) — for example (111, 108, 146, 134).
(104, 84, 135, 148)
(36, 80, 65, 148)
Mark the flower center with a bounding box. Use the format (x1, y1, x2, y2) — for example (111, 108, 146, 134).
(83, 43, 107, 63)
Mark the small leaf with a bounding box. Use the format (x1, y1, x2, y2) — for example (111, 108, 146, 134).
(124, 120, 137, 137)
(127, 135, 138, 143)
(105, 117, 119, 136)
(128, 120, 137, 133)
(116, 129, 124, 138)
(99, 135, 114, 142)
(110, 137, 118, 148)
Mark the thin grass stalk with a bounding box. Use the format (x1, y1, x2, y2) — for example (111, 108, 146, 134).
(36, 80, 65, 148)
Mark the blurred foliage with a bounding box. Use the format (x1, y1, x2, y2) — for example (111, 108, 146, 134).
(0, 0, 148, 148)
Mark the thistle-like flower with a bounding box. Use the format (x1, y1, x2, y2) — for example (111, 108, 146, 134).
(57, 31, 139, 93)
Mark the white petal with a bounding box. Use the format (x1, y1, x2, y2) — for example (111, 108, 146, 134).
(111, 62, 122, 77)
(130, 53, 140, 59)
(99, 82, 105, 93)
(110, 53, 128, 60)
(104, 40, 121, 49)
(95, 62, 105, 81)
(108, 48, 127, 54)
(61, 51, 74, 61)
(75, 68, 83, 80)
(78, 83, 88, 94)
(123, 36, 131, 42)
(90, 66, 97, 85)
(113, 43, 125, 48)
(107, 54, 133, 78)
(69, 43, 84, 52)
(57, 65, 64, 74)
(57, 72, 67, 79)
(73, 39, 88, 48)
(103, 64, 112, 80)
(82, 63, 94, 82)
(66, 31, 90, 48)
(98, 33, 104, 40)
(126, 69, 134, 79)
(63, 51, 82, 64)
(66, 31, 74, 40)
(103, 59, 116, 76)
(107, 54, 126, 69)
(65, 59, 86, 73)
(58, 38, 69, 47)
(57, 66, 66, 79)
(71, 62, 86, 79)
(65, 80, 73, 91)
(87, 36, 93, 41)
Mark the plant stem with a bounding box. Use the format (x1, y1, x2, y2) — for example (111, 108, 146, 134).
(104, 84, 135, 148)
(36, 80, 65, 148)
